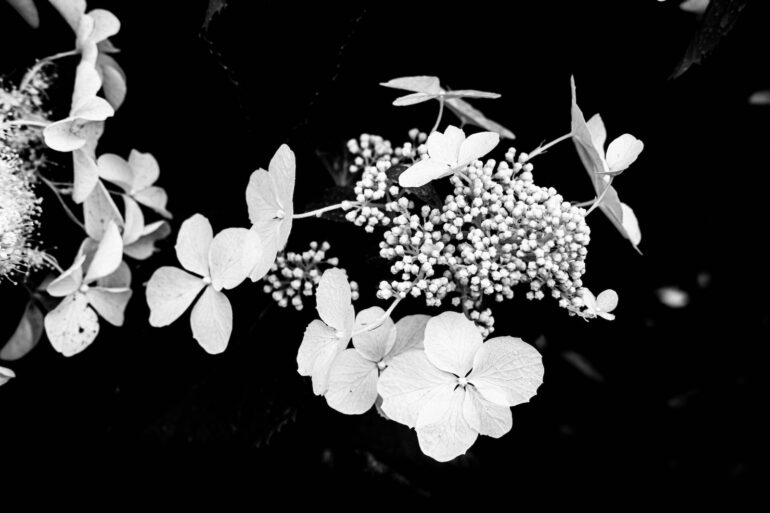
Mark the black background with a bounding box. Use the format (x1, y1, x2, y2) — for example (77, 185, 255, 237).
(1, 0, 767, 503)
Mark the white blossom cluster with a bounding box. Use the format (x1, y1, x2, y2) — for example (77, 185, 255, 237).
(0, 71, 53, 178)
(262, 241, 359, 311)
(344, 130, 427, 233)
(0, 148, 45, 282)
(344, 136, 591, 334)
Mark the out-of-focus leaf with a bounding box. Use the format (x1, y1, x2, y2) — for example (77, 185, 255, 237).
(749, 90, 770, 105)
(6, 0, 39, 28)
(202, 0, 228, 31)
(671, 0, 750, 79)
(1, 301, 44, 361)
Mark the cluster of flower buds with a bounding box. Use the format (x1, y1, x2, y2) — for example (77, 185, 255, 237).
(0, 148, 45, 282)
(262, 241, 359, 311)
(369, 141, 591, 333)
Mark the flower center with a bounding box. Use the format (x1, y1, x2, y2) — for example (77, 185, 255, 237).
(377, 360, 387, 371)
(335, 329, 345, 339)
(457, 376, 468, 387)
(79, 283, 90, 293)
(275, 209, 285, 220)
(202, 276, 212, 285)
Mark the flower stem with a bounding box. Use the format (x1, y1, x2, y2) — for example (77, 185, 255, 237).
(20, 50, 79, 90)
(0, 119, 49, 130)
(38, 176, 86, 233)
(351, 297, 402, 337)
(431, 97, 445, 134)
(586, 177, 615, 216)
(527, 132, 573, 159)
(293, 201, 356, 220)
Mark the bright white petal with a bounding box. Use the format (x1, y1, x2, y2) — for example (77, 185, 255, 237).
(246, 168, 280, 225)
(190, 286, 232, 355)
(296, 319, 348, 396)
(458, 131, 499, 167)
(70, 96, 114, 122)
(96, 260, 131, 289)
(247, 226, 278, 282)
(128, 149, 160, 191)
(325, 349, 379, 415)
(85, 287, 131, 326)
(123, 221, 171, 260)
(146, 266, 206, 327)
(268, 144, 296, 217)
(175, 213, 213, 277)
(72, 146, 100, 204)
(427, 126, 464, 165)
(469, 336, 544, 407)
(133, 186, 171, 219)
(606, 134, 644, 174)
(377, 349, 455, 428)
(397, 159, 450, 188)
(416, 386, 478, 462)
(43, 119, 85, 152)
(596, 289, 618, 313)
(463, 387, 512, 439)
(581, 289, 598, 313)
(315, 268, 352, 331)
(83, 221, 123, 283)
(47, 254, 86, 297)
(586, 114, 607, 157)
(388, 314, 430, 359)
(44, 292, 99, 357)
(0, 366, 15, 385)
(87, 9, 120, 43)
(352, 307, 396, 363)
(208, 227, 261, 291)
(70, 61, 102, 112)
(97, 53, 127, 110)
(84, 179, 124, 240)
(423, 311, 483, 377)
(97, 153, 133, 192)
(122, 196, 144, 245)
(380, 76, 441, 94)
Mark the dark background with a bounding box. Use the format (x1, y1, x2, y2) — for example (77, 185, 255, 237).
(1, 0, 767, 502)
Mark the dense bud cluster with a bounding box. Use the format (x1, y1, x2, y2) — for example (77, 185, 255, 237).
(346, 133, 592, 334)
(263, 241, 359, 311)
(0, 148, 45, 282)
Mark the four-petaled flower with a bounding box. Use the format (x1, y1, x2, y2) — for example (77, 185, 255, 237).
(146, 214, 260, 354)
(398, 125, 499, 188)
(325, 308, 430, 415)
(97, 150, 172, 219)
(580, 288, 618, 321)
(378, 311, 544, 462)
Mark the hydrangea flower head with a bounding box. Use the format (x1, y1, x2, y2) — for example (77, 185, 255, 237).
(378, 311, 544, 462)
(398, 125, 499, 188)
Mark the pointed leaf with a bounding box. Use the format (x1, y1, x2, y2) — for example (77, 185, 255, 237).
(325, 349, 379, 415)
(146, 266, 206, 327)
(469, 336, 544, 407)
(190, 286, 232, 354)
(1, 301, 44, 361)
(44, 292, 100, 357)
(175, 213, 213, 277)
(209, 227, 261, 291)
(423, 311, 483, 377)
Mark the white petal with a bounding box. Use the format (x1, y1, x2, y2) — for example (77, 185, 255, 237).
(70, 96, 113, 122)
(122, 196, 144, 245)
(0, 366, 15, 385)
(190, 286, 232, 355)
(606, 134, 644, 174)
(70, 61, 102, 112)
(72, 146, 100, 204)
(245, 169, 280, 226)
(377, 349, 455, 428)
(97, 53, 127, 110)
(458, 131, 499, 167)
(581, 288, 598, 313)
(416, 387, 478, 462)
(423, 311, 483, 377)
(85, 287, 131, 326)
(463, 387, 512, 439)
(128, 149, 160, 192)
(1, 301, 44, 361)
(97, 153, 133, 192)
(208, 227, 261, 291)
(586, 114, 607, 157)
(87, 9, 120, 43)
(49, 0, 85, 31)
(380, 76, 441, 94)
(388, 314, 430, 359)
(83, 221, 123, 283)
(315, 268, 353, 331)
(123, 221, 171, 260)
(47, 254, 86, 297)
(96, 260, 131, 289)
(596, 289, 619, 314)
(392, 92, 435, 106)
(620, 202, 642, 248)
(84, 179, 124, 240)
(469, 336, 544, 407)
(247, 226, 278, 282)
(325, 349, 379, 415)
(133, 186, 171, 219)
(352, 306, 396, 362)
(175, 213, 213, 277)
(397, 159, 450, 188)
(427, 126, 464, 165)
(146, 266, 206, 327)
(44, 293, 99, 357)
(43, 118, 85, 152)
(268, 144, 296, 218)
(296, 319, 348, 396)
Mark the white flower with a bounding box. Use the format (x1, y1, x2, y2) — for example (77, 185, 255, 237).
(570, 76, 642, 251)
(97, 150, 172, 219)
(398, 125, 499, 188)
(44, 223, 130, 357)
(378, 311, 544, 462)
(145, 214, 261, 354)
(581, 288, 618, 321)
(325, 310, 430, 415)
(296, 268, 355, 395)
